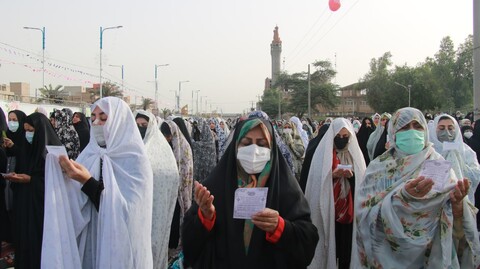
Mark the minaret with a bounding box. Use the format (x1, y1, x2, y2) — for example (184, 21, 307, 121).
(270, 25, 282, 85)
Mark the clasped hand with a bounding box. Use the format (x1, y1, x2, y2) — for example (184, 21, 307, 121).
(332, 168, 353, 179)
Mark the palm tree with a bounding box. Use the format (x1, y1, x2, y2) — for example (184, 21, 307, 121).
(141, 98, 155, 110)
(88, 82, 123, 102)
(38, 84, 68, 104)
(161, 108, 171, 119)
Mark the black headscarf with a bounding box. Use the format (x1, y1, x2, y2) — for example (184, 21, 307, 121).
(173, 117, 193, 151)
(469, 119, 480, 164)
(356, 117, 375, 165)
(24, 112, 63, 174)
(6, 110, 28, 174)
(299, 124, 329, 192)
(472, 119, 480, 231)
(14, 112, 62, 268)
(0, 107, 8, 133)
(182, 118, 318, 269)
(72, 112, 90, 152)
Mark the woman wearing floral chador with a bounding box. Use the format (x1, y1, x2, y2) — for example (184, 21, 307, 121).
(354, 107, 480, 268)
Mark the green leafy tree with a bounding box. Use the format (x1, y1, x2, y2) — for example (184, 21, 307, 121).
(452, 35, 473, 110)
(270, 60, 338, 118)
(38, 84, 68, 104)
(88, 82, 123, 102)
(258, 88, 285, 118)
(160, 108, 172, 119)
(141, 98, 155, 110)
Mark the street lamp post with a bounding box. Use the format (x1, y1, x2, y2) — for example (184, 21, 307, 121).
(178, 80, 190, 113)
(394, 82, 412, 107)
(154, 64, 169, 110)
(193, 90, 200, 114)
(109, 64, 124, 92)
(200, 95, 207, 114)
(99, 25, 122, 99)
(23, 26, 45, 100)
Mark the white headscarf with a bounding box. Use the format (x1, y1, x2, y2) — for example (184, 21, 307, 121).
(135, 110, 179, 269)
(42, 97, 153, 268)
(290, 116, 309, 148)
(305, 118, 366, 269)
(428, 114, 480, 202)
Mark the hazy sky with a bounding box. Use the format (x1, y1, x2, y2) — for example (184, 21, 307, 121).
(0, 0, 474, 113)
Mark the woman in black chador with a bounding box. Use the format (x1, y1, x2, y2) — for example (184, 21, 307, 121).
(182, 117, 318, 269)
(4, 112, 62, 269)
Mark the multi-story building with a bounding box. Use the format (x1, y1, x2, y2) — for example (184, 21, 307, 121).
(317, 82, 375, 117)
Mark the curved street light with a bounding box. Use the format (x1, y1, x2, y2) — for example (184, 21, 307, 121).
(99, 25, 123, 98)
(23, 26, 45, 100)
(394, 82, 412, 107)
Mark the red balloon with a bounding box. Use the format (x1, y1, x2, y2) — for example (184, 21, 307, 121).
(329, 0, 341, 11)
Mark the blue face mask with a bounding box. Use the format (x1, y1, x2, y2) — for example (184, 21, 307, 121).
(25, 131, 34, 144)
(395, 129, 425, 155)
(8, 121, 19, 132)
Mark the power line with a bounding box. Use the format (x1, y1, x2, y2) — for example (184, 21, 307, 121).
(284, 6, 329, 60)
(288, 0, 362, 70)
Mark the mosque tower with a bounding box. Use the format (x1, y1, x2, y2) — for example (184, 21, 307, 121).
(270, 25, 282, 85)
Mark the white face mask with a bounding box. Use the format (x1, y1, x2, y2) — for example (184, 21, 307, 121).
(91, 125, 106, 147)
(283, 128, 293, 135)
(464, 131, 473, 139)
(8, 121, 19, 132)
(237, 144, 271, 174)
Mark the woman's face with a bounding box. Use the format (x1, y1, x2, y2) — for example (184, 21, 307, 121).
(210, 122, 215, 130)
(72, 113, 81, 124)
(238, 125, 269, 149)
(91, 106, 108, 126)
(437, 119, 455, 132)
(336, 127, 350, 139)
(8, 112, 18, 122)
(24, 122, 35, 132)
(397, 120, 424, 133)
(136, 117, 148, 128)
(381, 118, 388, 127)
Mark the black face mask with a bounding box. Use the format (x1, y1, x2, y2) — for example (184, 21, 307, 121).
(334, 136, 349, 150)
(138, 126, 147, 140)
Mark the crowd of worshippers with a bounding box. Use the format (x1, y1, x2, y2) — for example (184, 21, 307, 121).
(0, 97, 479, 269)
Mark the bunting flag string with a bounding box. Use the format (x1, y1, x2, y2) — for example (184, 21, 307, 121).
(0, 42, 167, 101)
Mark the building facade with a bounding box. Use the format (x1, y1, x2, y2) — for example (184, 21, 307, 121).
(317, 82, 375, 117)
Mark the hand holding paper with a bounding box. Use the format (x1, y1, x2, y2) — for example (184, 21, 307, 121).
(418, 160, 455, 193)
(233, 187, 268, 219)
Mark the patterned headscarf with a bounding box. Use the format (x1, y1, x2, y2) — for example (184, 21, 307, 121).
(53, 109, 80, 160)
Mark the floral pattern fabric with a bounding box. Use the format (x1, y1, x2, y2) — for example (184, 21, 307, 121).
(52, 109, 80, 160)
(354, 107, 480, 268)
(191, 118, 217, 183)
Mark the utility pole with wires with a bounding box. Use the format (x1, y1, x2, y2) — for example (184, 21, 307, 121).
(308, 64, 311, 118)
(474, 0, 480, 120)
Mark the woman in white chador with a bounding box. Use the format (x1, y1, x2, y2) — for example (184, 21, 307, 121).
(305, 118, 366, 269)
(428, 114, 480, 203)
(41, 97, 154, 268)
(135, 110, 179, 269)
